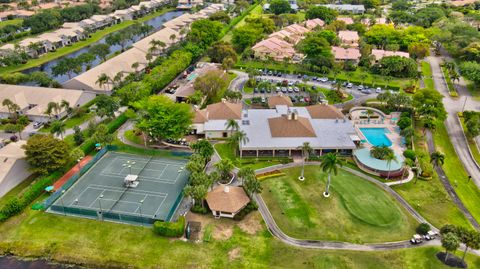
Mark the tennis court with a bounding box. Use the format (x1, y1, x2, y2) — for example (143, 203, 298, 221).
(47, 151, 190, 225)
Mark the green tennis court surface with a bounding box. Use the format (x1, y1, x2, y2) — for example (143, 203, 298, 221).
(48, 151, 189, 225)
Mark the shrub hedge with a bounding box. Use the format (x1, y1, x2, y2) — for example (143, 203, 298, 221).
(153, 216, 186, 237)
(0, 171, 61, 222)
(233, 201, 258, 221)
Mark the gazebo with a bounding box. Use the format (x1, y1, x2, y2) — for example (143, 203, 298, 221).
(206, 185, 250, 219)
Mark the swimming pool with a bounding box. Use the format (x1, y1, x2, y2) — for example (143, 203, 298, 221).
(360, 128, 392, 147)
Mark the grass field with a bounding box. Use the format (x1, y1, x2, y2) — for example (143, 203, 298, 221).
(41, 113, 95, 133)
(261, 166, 418, 243)
(214, 143, 290, 170)
(1, 208, 480, 268)
(124, 129, 144, 145)
(422, 61, 434, 90)
(459, 115, 480, 166)
(433, 122, 480, 224)
(0, 8, 174, 75)
(0, 19, 23, 27)
(392, 123, 472, 229)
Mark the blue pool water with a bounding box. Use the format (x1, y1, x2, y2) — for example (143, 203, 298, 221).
(360, 128, 392, 147)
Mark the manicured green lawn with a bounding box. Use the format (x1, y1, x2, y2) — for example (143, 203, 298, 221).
(261, 166, 418, 243)
(1, 209, 479, 268)
(392, 123, 472, 229)
(433, 122, 480, 224)
(214, 142, 290, 170)
(124, 129, 144, 145)
(0, 19, 22, 27)
(421, 61, 434, 90)
(41, 113, 95, 133)
(0, 175, 35, 208)
(111, 139, 190, 160)
(0, 8, 174, 75)
(459, 115, 480, 166)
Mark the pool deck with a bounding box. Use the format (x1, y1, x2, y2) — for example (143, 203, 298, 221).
(352, 111, 405, 158)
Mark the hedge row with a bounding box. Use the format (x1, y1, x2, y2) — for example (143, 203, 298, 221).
(0, 172, 61, 222)
(153, 216, 185, 237)
(145, 50, 193, 93)
(219, 2, 260, 38)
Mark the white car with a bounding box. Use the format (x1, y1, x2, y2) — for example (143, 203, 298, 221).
(261, 97, 266, 103)
(319, 77, 328, 82)
(376, 87, 382, 93)
(358, 85, 364, 90)
(346, 83, 353, 88)
(33, 122, 43, 129)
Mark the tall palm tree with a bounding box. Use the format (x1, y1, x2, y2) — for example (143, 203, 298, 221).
(2, 98, 20, 120)
(298, 142, 312, 180)
(45, 102, 61, 119)
(319, 153, 344, 197)
(60, 99, 71, 115)
(96, 73, 111, 91)
(169, 34, 176, 43)
(402, 158, 415, 180)
(225, 119, 239, 136)
(385, 151, 397, 180)
(430, 151, 445, 169)
(50, 120, 66, 139)
(229, 131, 249, 155)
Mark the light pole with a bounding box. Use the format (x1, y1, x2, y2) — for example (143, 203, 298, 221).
(60, 190, 66, 216)
(123, 161, 136, 174)
(462, 96, 468, 112)
(139, 199, 144, 227)
(98, 194, 104, 219)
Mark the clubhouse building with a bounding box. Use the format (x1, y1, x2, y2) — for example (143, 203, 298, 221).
(193, 99, 359, 157)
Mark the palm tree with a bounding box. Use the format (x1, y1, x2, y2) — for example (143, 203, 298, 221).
(238, 167, 255, 185)
(402, 158, 415, 180)
(366, 109, 374, 123)
(45, 102, 61, 119)
(96, 73, 111, 91)
(319, 153, 344, 197)
(298, 142, 312, 181)
(50, 120, 66, 139)
(60, 99, 71, 115)
(430, 151, 445, 169)
(225, 119, 239, 136)
(229, 131, 249, 155)
(169, 34, 176, 43)
(131, 62, 140, 74)
(385, 151, 397, 180)
(2, 98, 20, 120)
(113, 72, 123, 88)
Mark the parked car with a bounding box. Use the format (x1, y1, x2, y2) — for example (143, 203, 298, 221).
(319, 77, 328, 82)
(261, 97, 266, 103)
(424, 231, 438, 240)
(33, 122, 43, 129)
(281, 87, 287, 93)
(297, 74, 302, 79)
(294, 87, 300, 93)
(277, 72, 282, 77)
(358, 85, 364, 90)
(276, 87, 281, 92)
(282, 80, 289, 86)
(288, 87, 293, 93)
(346, 83, 353, 88)
(254, 88, 258, 93)
(376, 87, 382, 93)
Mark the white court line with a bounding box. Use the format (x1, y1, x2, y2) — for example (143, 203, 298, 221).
(88, 188, 106, 208)
(153, 194, 168, 218)
(88, 184, 168, 197)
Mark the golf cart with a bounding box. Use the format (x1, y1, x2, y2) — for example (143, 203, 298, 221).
(410, 234, 423, 244)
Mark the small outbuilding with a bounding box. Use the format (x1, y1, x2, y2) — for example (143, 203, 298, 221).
(206, 185, 250, 219)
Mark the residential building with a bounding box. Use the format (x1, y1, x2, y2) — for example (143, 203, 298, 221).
(192, 100, 242, 138)
(0, 141, 32, 199)
(263, 0, 299, 13)
(303, 18, 325, 30)
(336, 17, 354, 25)
(0, 84, 95, 122)
(319, 4, 365, 14)
(251, 37, 303, 62)
(332, 46, 361, 62)
(338, 30, 359, 47)
(177, 0, 204, 10)
(371, 49, 410, 62)
(206, 185, 250, 219)
(268, 94, 293, 108)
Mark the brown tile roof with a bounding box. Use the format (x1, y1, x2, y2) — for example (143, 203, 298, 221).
(306, 104, 344, 119)
(206, 185, 250, 213)
(193, 109, 207, 123)
(268, 95, 293, 108)
(205, 101, 242, 120)
(268, 115, 316, 137)
(332, 46, 361, 61)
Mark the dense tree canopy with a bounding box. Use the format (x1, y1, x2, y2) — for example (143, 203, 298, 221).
(269, 0, 291, 15)
(134, 95, 193, 141)
(187, 19, 223, 50)
(193, 70, 228, 104)
(23, 134, 70, 175)
(460, 61, 480, 85)
(305, 6, 338, 24)
(372, 56, 418, 78)
(232, 17, 275, 52)
(207, 41, 238, 63)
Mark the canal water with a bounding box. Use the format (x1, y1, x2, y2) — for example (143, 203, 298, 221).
(0, 256, 85, 269)
(22, 10, 184, 84)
